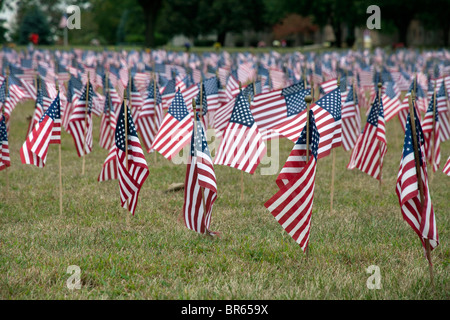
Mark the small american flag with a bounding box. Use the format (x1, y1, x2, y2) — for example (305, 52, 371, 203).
(443, 156, 450, 176)
(67, 81, 94, 157)
(382, 81, 401, 122)
(152, 90, 193, 160)
(396, 107, 439, 262)
(320, 78, 338, 95)
(138, 81, 164, 153)
(203, 77, 220, 112)
(250, 84, 310, 140)
(26, 84, 45, 138)
(115, 101, 149, 215)
(274, 88, 342, 159)
(264, 110, 320, 252)
(20, 94, 61, 167)
(183, 117, 218, 236)
(347, 92, 386, 180)
(422, 94, 440, 172)
(128, 76, 144, 129)
(0, 114, 10, 171)
(341, 85, 361, 151)
(99, 91, 117, 150)
(214, 92, 266, 174)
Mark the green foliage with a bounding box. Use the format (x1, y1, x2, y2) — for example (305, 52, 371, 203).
(18, 6, 52, 45)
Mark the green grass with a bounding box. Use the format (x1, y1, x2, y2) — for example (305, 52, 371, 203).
(0, 98, 448, 300)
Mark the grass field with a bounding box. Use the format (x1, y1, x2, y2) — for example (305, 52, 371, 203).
(0, 96, 448, 300)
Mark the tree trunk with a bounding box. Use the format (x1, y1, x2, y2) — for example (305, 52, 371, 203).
(217, 31, 227, 47)
(138, 0, 162, 48)
(144, 11, 156, 48)
(334, 22, 342, 48)
(395, 18, 410, 47)
(443, 24, 449, 47)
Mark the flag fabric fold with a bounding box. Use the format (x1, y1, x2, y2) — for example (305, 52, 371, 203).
(183, 116, 218, 236)
(264, 110, 320, 252)
(395, 107, 439, 262)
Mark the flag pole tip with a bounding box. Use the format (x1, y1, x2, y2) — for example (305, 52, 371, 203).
(305, 95, 313, 103)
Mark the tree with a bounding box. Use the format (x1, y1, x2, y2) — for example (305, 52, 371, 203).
(272, 14, 318, 45)
(157, 0, 202, 42)
(18, 6, 52, 44)
(418, 0, 450, 46)
(137, 0, 163, 48)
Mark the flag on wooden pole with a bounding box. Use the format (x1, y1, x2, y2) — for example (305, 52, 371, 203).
(115, 100, 149, 215)
(0, 113, 10, 171)
(214, 91, 266, 174)
(264, 109, 320, 253)
(152, 89, 193, 160)
(20, 93, 61, 167)
(422, 92, 441, 173)
(347, 86, 387, 180)
(183, 105, 218, 236)
(395, 96, 439, 266)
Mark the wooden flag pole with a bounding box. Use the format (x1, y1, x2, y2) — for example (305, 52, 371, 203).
(82, 72, 90, 175)
(153, 73, 158, 163)
(56, 81, 63, 215)
(123, 89, 131, 219)
(330, 78, 339, 213)
(304, 94, 312, 258)
(430, 83, 437, 179)
(192, 99, 207, 214)
(377, 82, 383, 190)
(4, 68, 9, 196)
(409, 91, 434, 287)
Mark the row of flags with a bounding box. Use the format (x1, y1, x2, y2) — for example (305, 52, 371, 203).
(0, 46, 449, 267)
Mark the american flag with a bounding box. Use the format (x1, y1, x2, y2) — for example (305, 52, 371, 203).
(250, 84, 310, 139)
(435, 81, 450, 142)
(98, 146, 117, 182)
(382, 81, 401, 122)
(341, 84, 361, 151)
(443, 156, 450, 176)
(264, 110, 320, 252)
(26, 83, 45, 138)
(213, 96, 236, 140)
(161, 78, 177, 110)
(2, 73, 26, 127)
(67, 81, 94, 157)
(214, 92, 266, 174)
(320, 78, 338, 95)
(347, 92, 387, 180)
(99, 91, 117, 150)
(398, 81, 427, 132)
(422, 94, 440, 172)
(20, 93, 61, 167)
(274, 88, 342, 159)
(138, 81, 164, 152)
(128, 76, 144, 129)
(224, 74, 240, 101)
(0, 114, 10, 171)
(395, 107, 439, 262)
(63, 75, 84, 131)
(269, 66, 286, 89)
(203, 77, 220, 112)
(152, 90, 193, 160)
(115, 101, 149, 215)
(183, 116, 218, 236)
